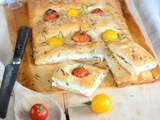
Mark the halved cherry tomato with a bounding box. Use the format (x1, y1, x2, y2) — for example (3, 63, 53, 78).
(91, 8, 104, 16)
(71, 31, 91, 43)
(72, 67, 89, 78)
(67, 8, 80, 17)
(43, 9, 59, 21)
(29, 104, 48, 120)
(101, 29, 118, 41)
(47, 36, 64, 47)
(91, 94, 111, 113)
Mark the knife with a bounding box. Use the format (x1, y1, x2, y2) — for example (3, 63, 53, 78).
(0, 26, 31, 118)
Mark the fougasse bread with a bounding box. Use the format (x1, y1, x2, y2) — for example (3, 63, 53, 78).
(28, 0, 132, 65)
(51, 61, 108, 96)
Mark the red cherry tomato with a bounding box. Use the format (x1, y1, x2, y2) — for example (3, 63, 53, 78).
(71, 31, 91, 43)
(91, 8, 104, 16)
(29, 104, 48, 120)
(43, 9, 59, 21)
(72, 67, 89, 78)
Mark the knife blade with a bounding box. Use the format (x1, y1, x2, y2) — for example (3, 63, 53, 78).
(0, 26, 31, 118)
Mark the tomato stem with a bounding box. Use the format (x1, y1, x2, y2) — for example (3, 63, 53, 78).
(79, 30, 84, 35)
(84, 101, 91, 105)
(37, 105, 43, 113)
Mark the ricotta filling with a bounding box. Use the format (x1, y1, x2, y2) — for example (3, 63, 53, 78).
(42, 47, 106, 64)
(52, 71, 107, 96)
(114, 54, 157, 75)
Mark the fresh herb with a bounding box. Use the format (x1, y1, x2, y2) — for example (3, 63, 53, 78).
(118, 33, 126, 40)
(48, 79, 52, 83)
(77, 64, 83, 68)
(60, 69, 67, 76)
(66, 82, 69, 86)
(41, 42, 47, 45)
(116, 54, 131, 65)
(34, 74, 41, 80)
(85, 3, 97, 8)
(56, 67, 60, 72)
(93, 62, 99, 65)
(139, 56, 144, 60)
(58, 31, 65, 39)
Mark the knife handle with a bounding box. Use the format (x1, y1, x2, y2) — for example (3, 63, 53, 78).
(13, 26, 31, 64)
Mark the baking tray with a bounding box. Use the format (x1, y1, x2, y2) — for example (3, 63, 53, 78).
(4, 0, 160, 93)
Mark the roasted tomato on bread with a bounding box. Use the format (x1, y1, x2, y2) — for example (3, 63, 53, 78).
(43, 9, 59, 21)
(71, 31, 91, 43)
(91, 8, 104, 16)
(72, 67, 89, 78)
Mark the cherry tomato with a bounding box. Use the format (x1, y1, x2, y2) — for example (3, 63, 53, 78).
(72, 67, 89, 78)
(67, 8, 80, 17)
(29, 104, 48, 120)
(43, 9, 59, 21)
(91, 8, 104, 16)
(101, 29, 118, 41)
(47, 36, 64, 47)
(71, 31, 91, 43)
(91, 94, 111, 113)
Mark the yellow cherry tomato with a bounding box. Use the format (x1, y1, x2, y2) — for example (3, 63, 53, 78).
(67, 8, 80, 17)
(101, 29, 118, 41)
(91, 94, 111, 113)
(47, 36, 64, 46)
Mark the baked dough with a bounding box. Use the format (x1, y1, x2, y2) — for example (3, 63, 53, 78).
(107, 40, 157, 75)
(51, 61, 108, 96)
(28, 0, 131, 65)
(105, 47, 154, 86)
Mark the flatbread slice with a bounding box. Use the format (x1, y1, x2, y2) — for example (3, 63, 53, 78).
(51, 61, 108, 96)
(107, 40, 157, 75)
(105, 48, 155, 87)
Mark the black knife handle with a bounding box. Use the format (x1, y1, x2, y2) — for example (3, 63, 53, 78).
(13, 26, 31, 63)
(0, 64, 19, 119)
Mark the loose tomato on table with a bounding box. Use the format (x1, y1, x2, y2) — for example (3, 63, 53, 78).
(85, 94, 111, 113)
(29, 104, 48, 120)
(43, 9, 59, 21)
(91, 8, 104, 16)
(91, 94, 111, 113)
(72, 67, 89, 78)
(71, 31, 91, 43)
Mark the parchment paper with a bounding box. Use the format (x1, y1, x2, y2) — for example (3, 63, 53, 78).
(125, 0, 160, 63)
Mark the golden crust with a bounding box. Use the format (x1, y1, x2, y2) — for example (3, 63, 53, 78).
(52, 61, 108, 88)
(105, 48, 155, 87)
(107, 39, 157, 74)
(28, 0, 108, 26)
(28, 0, 137, 65)
(108, 40, 157, 67)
